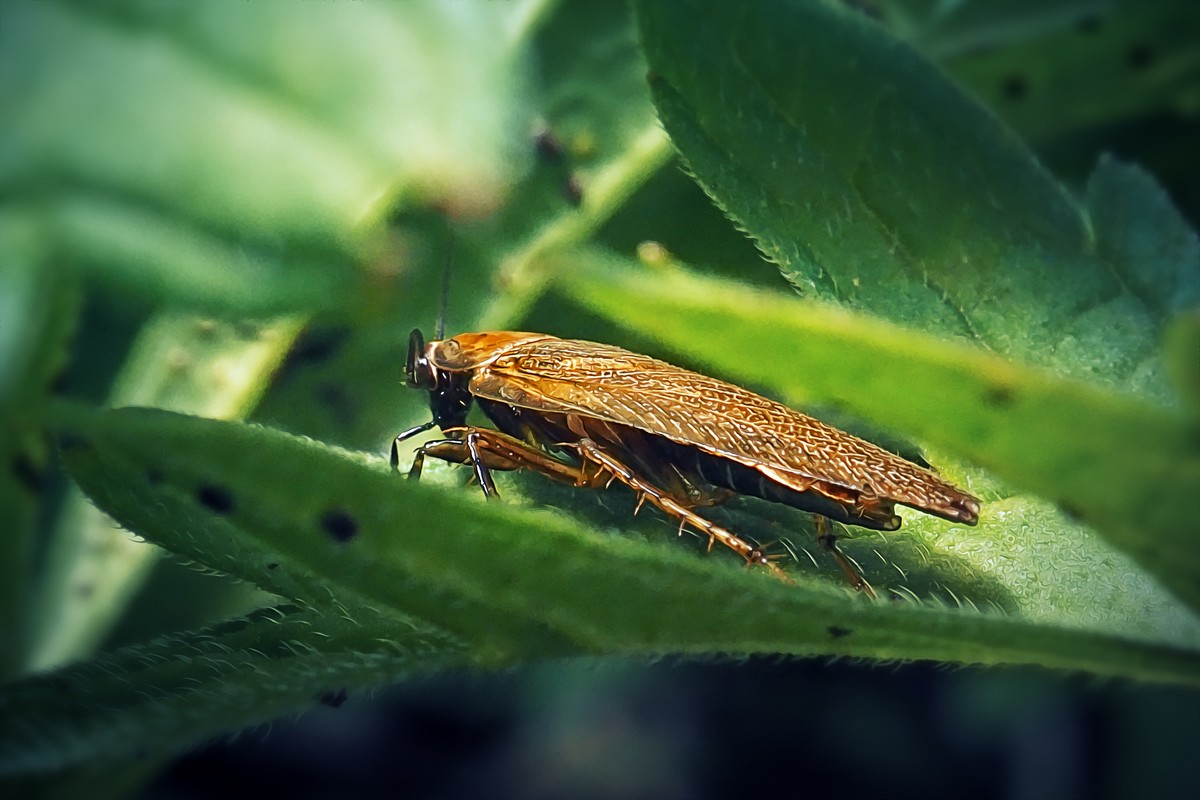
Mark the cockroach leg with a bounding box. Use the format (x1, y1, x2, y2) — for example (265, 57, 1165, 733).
(408, 438, 477, 482)
(409, 428, 794, 583)
(409, 426, 600, 496)
(407, 445, 423, 479)
(465, 431, 498, 497)
(814, 515, 877, 599)
(391, 421, 436, 469)
(574, 438, 790, 581)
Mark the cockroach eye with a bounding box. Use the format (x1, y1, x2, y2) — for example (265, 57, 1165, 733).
(405, 329, 435, 390)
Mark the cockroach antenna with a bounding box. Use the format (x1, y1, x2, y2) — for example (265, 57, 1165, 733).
(434, 251, 452, 341)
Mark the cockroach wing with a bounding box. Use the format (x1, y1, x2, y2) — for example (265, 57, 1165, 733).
(470, 337, 979, 525)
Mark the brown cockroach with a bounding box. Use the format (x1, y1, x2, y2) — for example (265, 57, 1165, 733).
(392, 329, 980, 593)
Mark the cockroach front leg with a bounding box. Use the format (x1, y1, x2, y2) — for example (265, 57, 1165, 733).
(403, 434, 498, 495)
(572, 438, 791, 582)
(405, 432, 501, 496)
(390, 421, 436, 470)
(405, 426, 606, 498)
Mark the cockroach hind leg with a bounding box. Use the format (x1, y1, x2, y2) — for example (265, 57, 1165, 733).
(744, 546, 769, 568)
(570, 458, 610, 490)
(574, 438, 789, 582)
(814, 515, 876, 599)
(749, 537, 794, 567)
(674, 517, 716, 551)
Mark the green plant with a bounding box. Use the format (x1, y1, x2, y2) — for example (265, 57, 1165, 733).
(3, 0, 1199, 786)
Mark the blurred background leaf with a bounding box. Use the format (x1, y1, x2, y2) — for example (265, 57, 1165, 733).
(0, 0, 532, 313)
(0, 213, 79, 681)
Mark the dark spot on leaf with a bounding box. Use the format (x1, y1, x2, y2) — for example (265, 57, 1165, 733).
(317, 688, 348, 708)
(12, 452, 44, 493)
(278, 326, 352, 382)
(841, 0, 882, 20)
(58, 432, 90, 453)
(1059, 502, 1085, 523)
(234, 320, 263, 340)
(1001, 75, 1028, 101)
(1076, 13, 1103, 33)
(321, 508, 359, 543)
(267, 562, 279, 571)
(197, 484, 235, 515)
(533, 127, 564, 161)
(49, 367, 69, 395)
(317, 384, 357, 427)
(145, 468, 164, 485)
(1127, 44, 1154, 70)
(564, 174, 583, 206)
(984, 384, 1015, 408)
(76, 582, 95, 599)
(827, 625, 852, 639)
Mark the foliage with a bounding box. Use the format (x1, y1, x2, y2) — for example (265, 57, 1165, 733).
(2, 0, 1199, 781)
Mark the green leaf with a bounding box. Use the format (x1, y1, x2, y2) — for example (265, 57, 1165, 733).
(50, 406, 1200, 678)
(930, 2, 1200, 144)
(873, 0, 1113, 55)
(0, 212, 80, 680)
(1, 605, 466, 776)
(559, 255, 1200, 617)
(1085, 156, 1200, 319)
(28, 314, 302, 671)
(632, 0, 1185, 399)
(95, 0, 535, 211)
(0, 0, 530, 313)
(1165, 310, 1200, 413)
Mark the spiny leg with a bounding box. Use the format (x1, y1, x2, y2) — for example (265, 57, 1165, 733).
(574, 438, 790, 581)
(464, 431, 497, 497)
(814, 515, 876, 599)
(402, 428, 790, 583)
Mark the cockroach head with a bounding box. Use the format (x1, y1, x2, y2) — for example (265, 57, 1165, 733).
(405, 328, 436, 390)
(405, 328, 472, 430)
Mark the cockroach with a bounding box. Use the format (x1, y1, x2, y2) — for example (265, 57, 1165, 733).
(392, 329, 980, 594)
